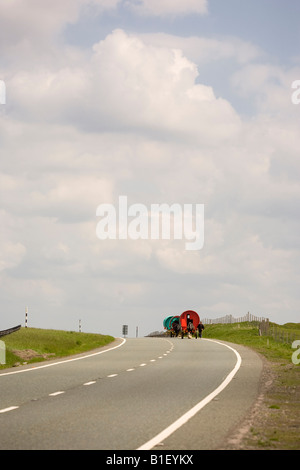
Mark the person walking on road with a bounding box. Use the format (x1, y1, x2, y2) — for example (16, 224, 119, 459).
(197, 321, 205, 338)
(187, 319, 195, 339)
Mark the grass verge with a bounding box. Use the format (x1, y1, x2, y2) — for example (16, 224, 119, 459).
(0, 327, 115, 369)
(203, 322, 300, 450)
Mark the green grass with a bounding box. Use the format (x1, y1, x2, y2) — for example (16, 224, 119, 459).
(202, 321, 300, 362)
(0, 327, 115, 369)
(1, 322, 299, 448)
(202, 321, 300, 450)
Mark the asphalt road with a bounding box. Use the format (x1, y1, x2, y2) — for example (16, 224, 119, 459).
(0, 336, 262, 450)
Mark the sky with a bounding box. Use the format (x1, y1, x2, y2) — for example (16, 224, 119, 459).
(0, 0, 300, 337)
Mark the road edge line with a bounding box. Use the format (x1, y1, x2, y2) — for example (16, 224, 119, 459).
(137, 338, 242, 450)
(0, 338, 126, 377)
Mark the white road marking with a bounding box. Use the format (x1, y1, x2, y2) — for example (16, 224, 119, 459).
(137, 339, 242, 451)
(0, 406, 19, 413)
(0, 337, 173, 418)
(0, 338, 127, 377)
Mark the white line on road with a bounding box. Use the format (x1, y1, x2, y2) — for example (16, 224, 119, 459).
(0, 406, 19, 413)
(0, 338, 127, 377)
(0, 337, 174, 419)
(137, 339, 242, 451)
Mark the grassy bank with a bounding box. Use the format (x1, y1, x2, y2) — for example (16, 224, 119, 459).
(0, 327, 115, 369)
(203, 321, 300, 362)
(203, 322, 300, 450)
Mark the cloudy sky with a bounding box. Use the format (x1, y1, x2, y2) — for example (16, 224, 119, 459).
(1, 0, 299, 337)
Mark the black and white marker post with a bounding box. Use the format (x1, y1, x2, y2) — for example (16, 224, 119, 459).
(25, 306, 28, 328)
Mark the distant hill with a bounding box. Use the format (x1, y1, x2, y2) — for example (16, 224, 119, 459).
(282, 323, 300, 329)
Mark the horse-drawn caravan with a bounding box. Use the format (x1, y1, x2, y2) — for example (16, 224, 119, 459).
(163, 310, 204, 338)
(163, 315, 181, 337)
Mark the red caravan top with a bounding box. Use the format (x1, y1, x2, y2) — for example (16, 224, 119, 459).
(180, 310, 200, 329)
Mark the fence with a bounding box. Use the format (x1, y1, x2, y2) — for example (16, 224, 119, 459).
(259, 320, 298, 345)
(202, 312, 267, 325)
(202, 315, 297, 346)
(0, 325, 21, 338)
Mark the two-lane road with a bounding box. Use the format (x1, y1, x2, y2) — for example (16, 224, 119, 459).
(0, 337, 262, 449)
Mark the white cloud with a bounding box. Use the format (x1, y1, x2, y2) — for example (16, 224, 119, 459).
(138, 33, 262, 65)
(0, 209, 26, 273)
(1, 13, 300, 333)
(0, 241, 26, 272)
(231, 62, 300, 115)
(0, 0, 120, 41)
(7, 29, 241, 145)
(125, 0, 208, 17)
(0, 0, 120, 68)
(28, 175, 114, 222)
